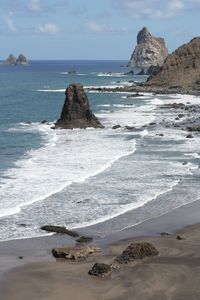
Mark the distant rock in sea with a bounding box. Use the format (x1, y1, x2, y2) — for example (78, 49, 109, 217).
(148, 37, 200, 88)
(16, 54, 29, 65)
(2, 54, 29, 66)
(128, 27, 168, 68)
(3, 54, 17, 65)
(55, 83, 104, 129)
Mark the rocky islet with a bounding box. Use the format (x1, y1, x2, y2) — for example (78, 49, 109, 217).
(55, 83, 104, 129)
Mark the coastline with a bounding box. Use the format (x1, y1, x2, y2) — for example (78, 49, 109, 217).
(0, 196, 200, 272)
(86, 83, 200, 96)
(0, 198, 200, 299)
(1, 77, 200, 298)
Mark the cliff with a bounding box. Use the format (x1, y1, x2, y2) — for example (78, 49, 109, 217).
(148, 37, 200, 88)
(128, 27, 168, 68)
(55, 84, 104, 129)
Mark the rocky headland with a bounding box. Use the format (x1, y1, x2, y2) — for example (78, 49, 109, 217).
(88, 36, 200, 96)
(55, 83, 104, 129)
(128, 27, 168, 68)
(2, 54, 29, 66)
(147, 37, 200, 89)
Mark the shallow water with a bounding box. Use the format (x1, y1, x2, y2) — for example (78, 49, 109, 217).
(0, 61, 200, 241)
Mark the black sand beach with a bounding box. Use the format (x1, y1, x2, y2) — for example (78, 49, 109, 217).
(0, 197, 200, 300)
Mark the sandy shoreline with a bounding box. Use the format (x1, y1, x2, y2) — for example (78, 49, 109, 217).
(0, 198, 200, 299)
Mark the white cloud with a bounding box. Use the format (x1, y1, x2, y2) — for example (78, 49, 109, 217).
(87, 21, 104, 33)
(86, 21, 128, 34)
(28, 0, 42, 12)
(38, 23, 60, 34)
(166, 0, 184, 17)
(114, 0, 184, 19)
(4, 11, 18, 33)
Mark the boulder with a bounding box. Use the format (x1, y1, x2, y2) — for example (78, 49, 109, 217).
(52, 245, 100, 261)
(55, 84, 104, 129)
(186, 134, 193, 138)
(187, 125, 200, 132)
(115, 242, 159, 264)
(126, 93, 144, 98)
(76, 236, 93, 243)
(112, 125, 121, 129)
(88, 263, 112, 277)
(40, 225, 79, 237)
(128, 27, 168, 68)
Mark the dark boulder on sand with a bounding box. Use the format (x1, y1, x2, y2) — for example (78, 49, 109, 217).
(88, 263, 112, 277)
(40, 225, 79, 237)
(52, 245, 100, 261)
(76, 236, 93, 243)
(115, 242, 159, 264)
(55, 83, 104, 129)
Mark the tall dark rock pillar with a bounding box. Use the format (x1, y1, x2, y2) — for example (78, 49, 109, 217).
(55, 83, 104, 129)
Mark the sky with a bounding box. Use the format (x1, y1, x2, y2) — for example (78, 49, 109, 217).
(0, 0, 200, 60)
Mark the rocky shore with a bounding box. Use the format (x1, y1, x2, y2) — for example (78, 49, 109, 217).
(1, 218, 200, 300)
(86, 83, 200, 96)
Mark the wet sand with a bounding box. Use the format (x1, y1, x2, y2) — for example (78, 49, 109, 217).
(0, 199, 200, 300)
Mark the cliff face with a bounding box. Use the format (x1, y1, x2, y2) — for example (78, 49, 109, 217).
(148, 37, 200, 87)
(128, 27, 168, 68)
(55, 84, 104, 129)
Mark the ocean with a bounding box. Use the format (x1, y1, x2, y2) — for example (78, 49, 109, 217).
(0, 60, 200, 241)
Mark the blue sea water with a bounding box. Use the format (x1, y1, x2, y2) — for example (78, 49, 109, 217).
(0, 60, 200, 241)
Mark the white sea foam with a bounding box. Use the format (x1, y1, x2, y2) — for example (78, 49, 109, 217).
(151, 98, 164, 105)
(97, 105, 155, 128)
(96, 72, 126, 77)
(0, 122, 136, 218)
(166, 94, 200, 105)
(184, 152, 200, 159)
(37, 89, 65, 93)
(84, 83, 133, 89)
(98, 104, 134, 108)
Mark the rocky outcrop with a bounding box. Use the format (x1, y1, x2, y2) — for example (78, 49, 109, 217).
(88, 263, 112, 277)
(76, 236, 93, 243)
(40, 225, 80, 237)
(16, 54, 28, 65)
(148, 37, 200, 88)
(3, 54, 17, 65)
(128, 27, 168, 68)
(2, 54, 28, 65)
(55, 84, 104, 129)
(52, 245, 101, 261)
(115, 242, 159, 264)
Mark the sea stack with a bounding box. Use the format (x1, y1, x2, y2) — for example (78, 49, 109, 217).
(2, 54, 29, 66)
(148, 37, 200, 88)
(3, 54, 17, 65)
(55, 83, 104, 129)
(128, 27, 168, 68)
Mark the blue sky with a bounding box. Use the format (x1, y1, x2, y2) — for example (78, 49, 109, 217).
(0, 0, 200, 60)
